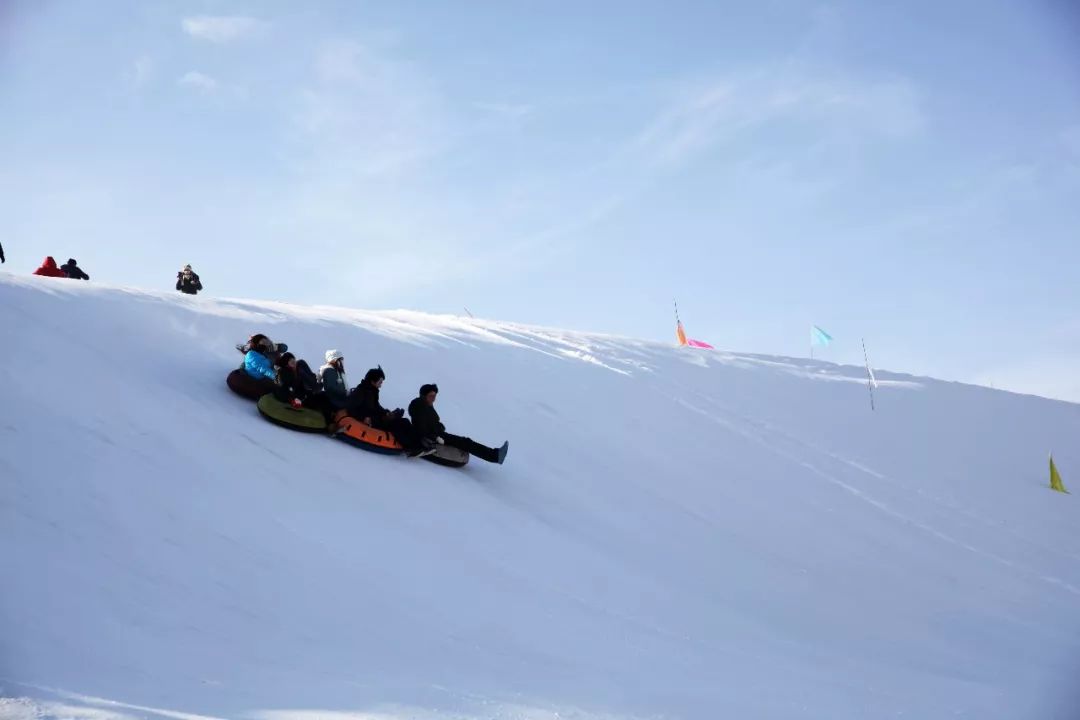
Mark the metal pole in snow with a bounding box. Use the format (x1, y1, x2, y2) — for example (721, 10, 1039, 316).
(862, 338, 876, 411)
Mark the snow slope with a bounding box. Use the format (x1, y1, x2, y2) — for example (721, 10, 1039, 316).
(2, 274, 1080, 720)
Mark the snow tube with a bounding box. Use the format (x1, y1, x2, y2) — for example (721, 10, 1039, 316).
(257, 395, 328, 433)
(424, 444, 470, 468)
(227, 368, 274, 401)
(334, 416, 404, 455)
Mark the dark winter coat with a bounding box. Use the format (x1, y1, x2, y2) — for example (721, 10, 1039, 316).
(347, 379, 391, 424)
(319, 364, 349, 408)
(275, 360, 321, 402)
(408, 397, 446, 440)
(295, 360, 320, 396)
(60, 260, 89, 280)
(0, 240, 5, 263)
(177, 271, 202, 295)
(33, 256, 66, 278)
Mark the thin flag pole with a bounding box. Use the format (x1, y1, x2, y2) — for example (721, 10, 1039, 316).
(862, 337, 876, 411)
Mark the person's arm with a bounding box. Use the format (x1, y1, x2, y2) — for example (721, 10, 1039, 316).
(246, 352, 276, 380)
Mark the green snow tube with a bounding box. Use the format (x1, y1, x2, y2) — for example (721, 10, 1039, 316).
(257, 395, 328, 433)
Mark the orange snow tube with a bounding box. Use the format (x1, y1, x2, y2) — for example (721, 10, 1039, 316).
(335, 416, 405, 455)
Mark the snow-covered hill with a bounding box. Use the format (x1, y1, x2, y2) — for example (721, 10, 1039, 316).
(2, 274, 1079, 720)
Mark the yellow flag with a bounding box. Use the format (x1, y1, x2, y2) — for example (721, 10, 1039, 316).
(1050, 455, 1069, 494)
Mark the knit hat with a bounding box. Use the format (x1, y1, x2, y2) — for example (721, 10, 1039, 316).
(276, 351, 295, 367)
(183, 264, 192, 272)
(67, 258, 77, 266)
(325, 349, 344, 363)
(364, 366, 386, 383)
(419, 383, 439, 397)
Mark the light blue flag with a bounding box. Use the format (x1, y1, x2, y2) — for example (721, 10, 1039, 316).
(811, 325, 833, 347)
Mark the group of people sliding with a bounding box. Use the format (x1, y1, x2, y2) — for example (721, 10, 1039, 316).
(239, 334, 509, 465)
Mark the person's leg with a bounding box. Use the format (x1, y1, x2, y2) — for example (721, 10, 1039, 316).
(441, 432, 503, 464)
(303, 392, 335, 422)
(386, 416, 419, 449)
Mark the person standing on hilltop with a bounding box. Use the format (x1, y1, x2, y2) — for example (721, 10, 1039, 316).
(176, 264, 202, 295)
(0, 240, 5, 264)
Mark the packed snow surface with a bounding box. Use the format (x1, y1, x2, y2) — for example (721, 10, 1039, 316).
(2, 274, 1080, 719)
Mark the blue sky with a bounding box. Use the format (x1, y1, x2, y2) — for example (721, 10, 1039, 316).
(3, 1, 1080, 399)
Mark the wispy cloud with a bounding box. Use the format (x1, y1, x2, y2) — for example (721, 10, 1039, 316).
(181, 15, 265, 43)
(472, 101, 534, 118)
(1062, 124, 1080, 160)
(295, 39, 444, 177)
(631, 67, 926, 168)
(271, 39, 465, 301)
(178, 71, 218, 93)
(131, 56, 154, 89)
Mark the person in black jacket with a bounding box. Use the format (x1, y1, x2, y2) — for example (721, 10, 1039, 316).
(60, 258, 89, 280)
(273, 352, 339, 423)
(408, 384, 509, 464)
(176, 264, 202, 295)
(0, 240, 5, 263)
(347, 367, 426, 453)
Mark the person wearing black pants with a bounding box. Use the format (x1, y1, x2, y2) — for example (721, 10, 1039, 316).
(408, 384, 508, 464)
(274, 353, 340, 424)
(347, 367, 425, 453)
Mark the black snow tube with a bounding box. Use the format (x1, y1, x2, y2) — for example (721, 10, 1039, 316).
(423, 444, 470, 468)
(227, 368, 276, 401)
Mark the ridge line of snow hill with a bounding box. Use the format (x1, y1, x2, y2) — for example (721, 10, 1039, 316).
(2, 274, 1080, 720)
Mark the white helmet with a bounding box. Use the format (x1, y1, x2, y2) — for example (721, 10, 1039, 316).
(325, 349, 344, 363)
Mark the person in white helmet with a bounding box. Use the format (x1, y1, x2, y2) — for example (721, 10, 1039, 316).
(319, 349, 349, 410)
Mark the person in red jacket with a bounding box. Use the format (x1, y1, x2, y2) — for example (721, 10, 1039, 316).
(33, 256, 66, 278)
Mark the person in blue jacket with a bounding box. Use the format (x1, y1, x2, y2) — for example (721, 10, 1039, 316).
(244, 337, 278, 382)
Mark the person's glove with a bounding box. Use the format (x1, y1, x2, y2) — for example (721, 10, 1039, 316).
(290, 398, 303, 409)
(436, 436, 445, 445)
